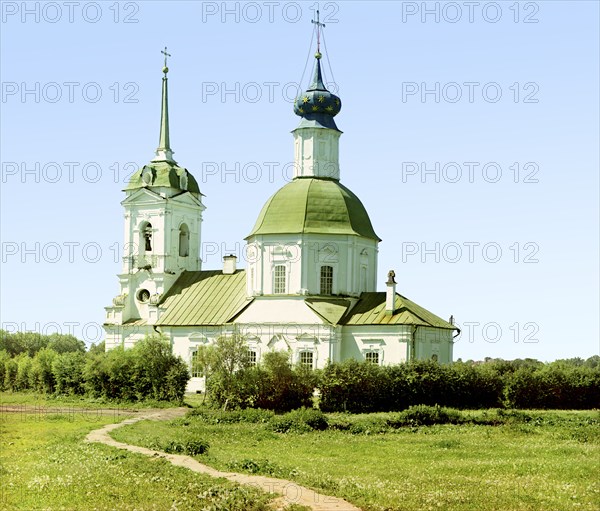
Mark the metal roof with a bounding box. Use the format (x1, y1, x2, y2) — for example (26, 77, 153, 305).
(341, 293, 456, 329)
(125, 161, 201, 195)
(246, 178, 381, 241)
(156, 270, 252, 326)
(305, 297, 352, 324)
(153, 271, 453, 330)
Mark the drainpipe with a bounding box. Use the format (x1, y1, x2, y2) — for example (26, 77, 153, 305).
(449, 315, 461, 340)
(410, 325, 419, 362)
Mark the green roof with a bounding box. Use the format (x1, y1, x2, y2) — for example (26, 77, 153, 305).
(247, 178, 380, 241)
(341, 293, 456, 329)
(125, 161, 201, 195)
(156, 270, 252, 326)
(305, 298, 352, 324)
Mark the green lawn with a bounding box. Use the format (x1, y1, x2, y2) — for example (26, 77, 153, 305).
(112, 409, 600, 511)
(0, 405, 271, 510)
(0, 390, 205, 409)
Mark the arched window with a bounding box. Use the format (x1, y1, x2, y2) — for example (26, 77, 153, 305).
(140, 222, 153, 252)
(320, 266, 333, 295)
(179, 223, 189, 257)
(273, 265, 286, 294)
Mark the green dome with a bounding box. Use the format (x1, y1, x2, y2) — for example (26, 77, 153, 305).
(125, 160, 201, 195)
(247, 178, 380, 241)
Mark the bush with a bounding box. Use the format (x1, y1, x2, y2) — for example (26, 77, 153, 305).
(159, 438, 210, 456)
(83, 336, 189, 402)
(268, 407, 328, 433)
(15, 354, 33, 391)
(3, 357, 18, 391)
(226, 458, 281, 475)
(208, 350, 315, 412)
(52, 352, 85, 395)
(318, 359, 599, 412)
(29, 348, 57, 393)
(187, 408, 275, 424)
(392, 405, 463, 427)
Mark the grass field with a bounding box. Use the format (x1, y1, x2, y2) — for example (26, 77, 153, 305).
(0, 390, 205, 409)
(112, 408, 600, 511)
(0, 397, 272, 510)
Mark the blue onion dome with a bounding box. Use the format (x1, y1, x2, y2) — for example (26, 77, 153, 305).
(293, 53, 342, 131)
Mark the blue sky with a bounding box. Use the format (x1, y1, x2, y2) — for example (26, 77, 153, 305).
(1, 1, 598, 361)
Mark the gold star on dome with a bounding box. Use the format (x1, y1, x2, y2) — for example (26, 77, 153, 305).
(326, 105, 334, 112)
(302, 96, 309, 104)
(312, 105, 319, 112)
(335, 98, 340, 106)
(317, 95, 325, 103)
(298, 107, 305, 114)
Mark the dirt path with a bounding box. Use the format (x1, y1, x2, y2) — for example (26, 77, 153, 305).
(85, 408, 362, 511)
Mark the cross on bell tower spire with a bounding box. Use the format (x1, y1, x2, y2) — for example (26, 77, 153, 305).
(153, 46, 174, 162)
(311, 9, 325, 58)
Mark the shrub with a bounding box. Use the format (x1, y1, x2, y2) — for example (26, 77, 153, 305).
(268, 407, 328, 433)
(392, 405, 463, 427)
(208, 349, 315, 412)
(347, 417, 390, 435)
(15, 354, 33, 391)
(3, 357, 18, 391)
(0, 350, 10, 390)
(226, 459, 281, 475)
(83, 336, 189, 403)
(52, 352, 85, 395)
(30, 348, 57, 393)
(161, 438, 210, 456)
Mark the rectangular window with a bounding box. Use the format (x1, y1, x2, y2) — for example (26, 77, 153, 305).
(320, 265, 333, 295)
(365, 351, 379, 365)
(299, 351, 314, 369)
(274, 265, 286, 294)
(247, 350, 257, 367)
(190, 351, 201, 378)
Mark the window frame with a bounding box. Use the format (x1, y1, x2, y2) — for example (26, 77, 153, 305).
(320, 265, 334, 295)
(246, 350, 257, 367)
(273, 264, 286, 294)
(365, 351, 380, 365)
(190, 350, 202, 378)
(298, 350, 314, 370)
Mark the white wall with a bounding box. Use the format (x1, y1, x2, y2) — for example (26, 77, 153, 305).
(246, 233, 378, 297)
(341, 325, 411, 365)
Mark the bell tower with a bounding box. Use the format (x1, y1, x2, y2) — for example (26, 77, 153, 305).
(104, 48, 205, 348)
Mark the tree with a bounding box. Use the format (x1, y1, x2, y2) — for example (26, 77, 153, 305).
(207, 334, 251, 410)
(191, 344, 219, 403)
(52, 352, 86, 395)
(88, 341, 106, 355)
(47, 334, 86, 354)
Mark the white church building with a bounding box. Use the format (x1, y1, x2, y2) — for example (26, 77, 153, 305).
(104, 36, 458, 392)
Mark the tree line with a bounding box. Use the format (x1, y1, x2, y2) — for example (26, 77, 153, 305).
(0, 331, 188, 402)
(1, 330, 598, 410)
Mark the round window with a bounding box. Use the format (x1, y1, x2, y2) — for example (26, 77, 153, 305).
(137, 289, 150, 303)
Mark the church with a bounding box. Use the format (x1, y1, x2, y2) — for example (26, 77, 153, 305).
(103, 30, 458, 392)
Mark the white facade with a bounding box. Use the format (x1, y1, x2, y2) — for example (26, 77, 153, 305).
(293, 126, 341, 180)
(245, 234, 378, 297)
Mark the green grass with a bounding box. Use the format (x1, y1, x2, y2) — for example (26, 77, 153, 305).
(112, 408, 600, 511)
(0, 390, 203, 409)
(0, 407, 272, 510)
